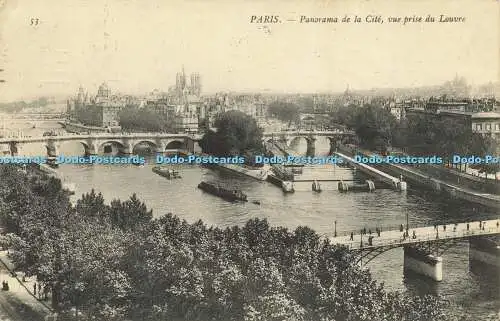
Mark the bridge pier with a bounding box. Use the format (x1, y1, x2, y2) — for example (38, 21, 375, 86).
(46, 141, 59, 158)
(328, 139, 339, 155)
(396, 181, 407, 191)
(403, 246, 443, 281)
(120, 142, 133, 154)
(9, 142, 18, 156)
(84, 142, 98, 156)
(469, 236, 500, 273)
(306, 137, 316, 157)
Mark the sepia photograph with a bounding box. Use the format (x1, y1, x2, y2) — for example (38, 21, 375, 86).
(0, 0, 498, 320)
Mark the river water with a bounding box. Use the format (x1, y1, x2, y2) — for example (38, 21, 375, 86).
(6, 120, 500, 320)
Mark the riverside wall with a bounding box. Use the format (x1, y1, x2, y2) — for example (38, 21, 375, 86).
(337, 145, 500, 209)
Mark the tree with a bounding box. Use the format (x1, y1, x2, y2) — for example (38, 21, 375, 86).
(0, 164, 452, 321)
(469, 134, 500, 177)
(76, 105, 102, 126)
(119, 106, 174, 132)
(354, 105, 397, 152)
(267, 102, 301, 126)
(199, 111, 264, 157)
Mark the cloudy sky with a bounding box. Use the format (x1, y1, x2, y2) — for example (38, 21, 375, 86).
(0, 0, 498, 102)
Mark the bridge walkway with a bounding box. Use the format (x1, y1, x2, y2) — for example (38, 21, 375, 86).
(329, 219, 500, 251)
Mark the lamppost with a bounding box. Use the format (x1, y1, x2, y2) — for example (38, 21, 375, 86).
(334, 220, 337, 237)
(406, 211, 409, 235)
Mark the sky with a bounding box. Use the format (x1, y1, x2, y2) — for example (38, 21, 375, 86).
(0, 0, 498, 102)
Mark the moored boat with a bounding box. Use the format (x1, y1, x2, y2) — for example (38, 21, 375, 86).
(152, 166, 181, 179)
(198, 181, 248, 202)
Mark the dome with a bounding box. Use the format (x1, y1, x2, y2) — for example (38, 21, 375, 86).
(97, 82, 110, 98)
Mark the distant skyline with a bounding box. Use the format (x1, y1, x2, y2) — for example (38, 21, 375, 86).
(0, 0, 498, 102)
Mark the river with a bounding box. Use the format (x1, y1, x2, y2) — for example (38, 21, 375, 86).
(6, 120, 500, 320)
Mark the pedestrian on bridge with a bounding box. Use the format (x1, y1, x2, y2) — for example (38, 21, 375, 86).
(497, 221, 499, 229)
(412, 230, 416, 239)
(482, 222, 486, 231)
(443, 225, 446, 231)
(350, 232, 353, 241)
(400, 224, 404, 232)
(467, 223, 469, 231)
(479, 221, 482, 229)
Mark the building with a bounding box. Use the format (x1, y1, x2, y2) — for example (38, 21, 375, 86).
(146, 98, 176, 120)
(471, 112, 500, 139)
(67, 82, 125, 127)
(172, 66, 202, 100)
(406, 108, 500, 140)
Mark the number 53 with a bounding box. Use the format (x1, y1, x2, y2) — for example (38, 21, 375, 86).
(30, 18, 39, 26)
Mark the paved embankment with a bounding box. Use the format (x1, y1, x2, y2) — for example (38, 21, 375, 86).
(338, 145, 500, 208)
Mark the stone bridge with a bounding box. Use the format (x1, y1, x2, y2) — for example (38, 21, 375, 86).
(0, 133, 203, 156)
(0, 130, 356, 157)
(262, 130, 356, 156)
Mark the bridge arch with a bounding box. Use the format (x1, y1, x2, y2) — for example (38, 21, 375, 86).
(132, 140, 158, 154)
(288, 135, 316, 156)
(56, 140, 90, 156)
(97, 140, 126, 154)
(353, 238, 470, 266)
(164, 140, 184, 150)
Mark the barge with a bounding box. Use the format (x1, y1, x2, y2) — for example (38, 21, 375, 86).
(197, 181, 248, 202)
(152, 166, 181, 179)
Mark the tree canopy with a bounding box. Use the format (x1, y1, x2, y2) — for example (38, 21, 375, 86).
(119, 106, 174, 132)
(330, 104, 397, 152)
(0, 164, 451, 321)
(267, 102, 301, 126)
(199, 110, 264, 158)
(75, 105, 102, 127)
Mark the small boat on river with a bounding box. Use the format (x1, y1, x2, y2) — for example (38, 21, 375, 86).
(152, 166, 181, 179)
(198, 181, 248, 202)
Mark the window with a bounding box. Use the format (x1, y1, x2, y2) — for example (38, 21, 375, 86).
(495, 124, 500, 131)
(486, 124, 491, 131)
(476, 124, 482, 131)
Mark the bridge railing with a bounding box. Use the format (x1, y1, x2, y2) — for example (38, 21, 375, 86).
(323, 217, 500, 238)
(336, 225, 500, 250)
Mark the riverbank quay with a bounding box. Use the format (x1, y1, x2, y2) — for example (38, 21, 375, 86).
(338, 145, 500, 209)
(0, 250, 52, 321)
(59, 121, 120, 134)
(197, 152, 270, 181)
(387, 149, 500, 194)
(212, 162, 270, 181)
